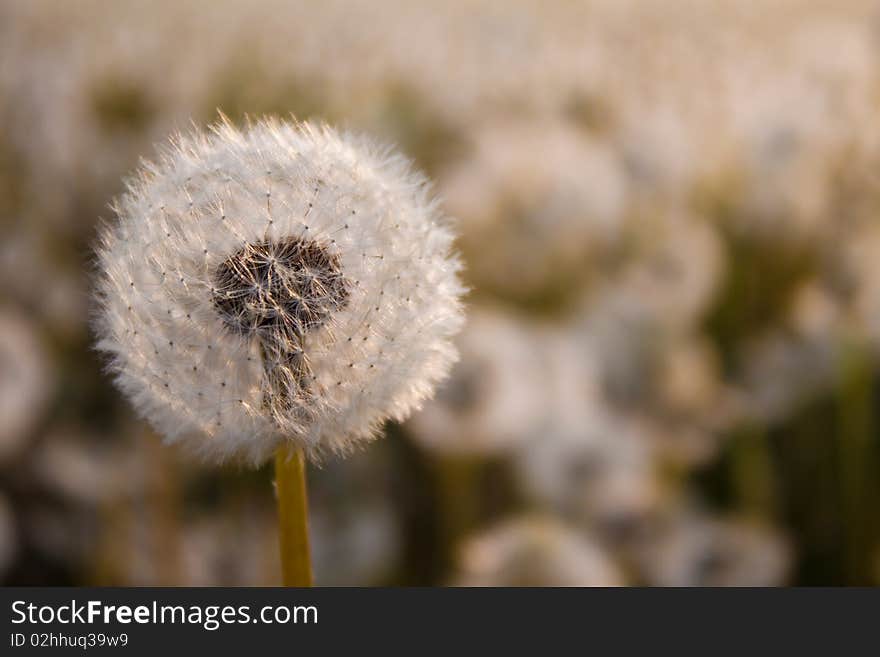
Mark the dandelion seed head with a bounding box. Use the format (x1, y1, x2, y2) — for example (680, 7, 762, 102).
(95, 117, 465, 465)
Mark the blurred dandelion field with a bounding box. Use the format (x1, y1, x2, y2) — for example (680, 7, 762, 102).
(2, 0, 880, 586)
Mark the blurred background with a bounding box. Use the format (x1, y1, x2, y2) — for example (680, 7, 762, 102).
(2, 0, 880, 586)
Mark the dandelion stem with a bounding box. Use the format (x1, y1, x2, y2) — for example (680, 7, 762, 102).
(275, 445, 313, 586)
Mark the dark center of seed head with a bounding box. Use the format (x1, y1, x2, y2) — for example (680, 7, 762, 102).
(213, 238, 349, 341)
(212, 237, 350, 417)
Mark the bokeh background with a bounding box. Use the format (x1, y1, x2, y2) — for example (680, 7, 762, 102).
(2, 0, 880, 586)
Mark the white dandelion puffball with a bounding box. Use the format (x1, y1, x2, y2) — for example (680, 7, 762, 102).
(95, 118, 465, 465)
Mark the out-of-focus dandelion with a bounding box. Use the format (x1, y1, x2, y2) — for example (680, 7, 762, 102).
(454, 515, 623, 587)
(514, 413, 658, 534)
(34, 429, 136, 506)
(95, 116, 465, 585)
(407, 310, 545, 456)
(513, 330, 659, 532)
(442, 118, 626, 304)
(0, 310, 50, 463)
(639, 506, 791, 586)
